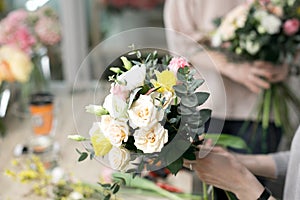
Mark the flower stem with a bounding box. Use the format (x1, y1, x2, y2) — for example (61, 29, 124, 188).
(202, 182, 208, 200)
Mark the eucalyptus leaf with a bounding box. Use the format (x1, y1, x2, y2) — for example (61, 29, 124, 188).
(167, 157, 183, 175)
(177, 72, 186, 82)
(199, 109, 212, 124)
(189, 79, 205, 92)
(195, 92, 210, 106)
(181, 94, 198, 107)
(173, 85, 187, 94)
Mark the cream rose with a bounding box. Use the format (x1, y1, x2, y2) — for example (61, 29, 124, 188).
(128, 95, 164, 129)
(103, 93, 128, 120)
(133, 123, 168, 153)
(108, 147, 130, 171)
(100, 115, 129, 147)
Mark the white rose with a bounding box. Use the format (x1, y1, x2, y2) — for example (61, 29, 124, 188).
(100, 115, 129, 147)
(108, 147, 130, 171)
(103, 94, 128, 120)
(133, 123, 168, 153)
(117, 64, 146, 91)
(128, 95, 164, 128)
(261, 14, 281, 34)
(151, 91, 175, 110)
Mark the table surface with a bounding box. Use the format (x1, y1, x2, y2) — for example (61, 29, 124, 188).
(0, 90, 196, 200)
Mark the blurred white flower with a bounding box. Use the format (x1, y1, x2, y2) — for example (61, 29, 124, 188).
(85, 104, 109, 116)
(261, 14, 282, 34)
(68, 191, 84, 200)
(216, 4, 250, 41)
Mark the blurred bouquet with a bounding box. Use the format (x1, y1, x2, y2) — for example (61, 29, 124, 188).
(0, 45, 33, 135)
(70, 49, 211, 175)
(0, 7, 61, 55)
(0, 45, 33, 86)
(100, 0, 164, 11)
(212, 0, 300, 139)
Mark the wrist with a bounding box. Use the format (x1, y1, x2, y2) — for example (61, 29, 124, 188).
(234, 170, 265, 200)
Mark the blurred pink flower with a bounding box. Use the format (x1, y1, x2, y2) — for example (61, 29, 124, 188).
(283, 18, 300, 36)
(0, 7, 60, 55)
(168, 57, 189, 74)
(35, 17, 61, 45)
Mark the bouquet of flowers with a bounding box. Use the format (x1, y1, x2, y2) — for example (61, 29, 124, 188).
(70, 49, 211, 174)
(0, 6, 61, 55)
(0, 45, 33, 135)
(212, 0, 300, 139)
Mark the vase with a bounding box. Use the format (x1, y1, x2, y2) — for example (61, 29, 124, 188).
(16, 46, 51, 116)
(0, 82, 11, 136)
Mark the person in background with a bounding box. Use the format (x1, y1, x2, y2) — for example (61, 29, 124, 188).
(186, 125, 300, 200)
(164, 0, 288, 198)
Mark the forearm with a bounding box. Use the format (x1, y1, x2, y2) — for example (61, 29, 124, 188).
(235, 154, 277, 179)
(234, 170, 276, 200)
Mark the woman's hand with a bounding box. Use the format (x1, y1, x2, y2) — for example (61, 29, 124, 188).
(185, 147, 267, 200)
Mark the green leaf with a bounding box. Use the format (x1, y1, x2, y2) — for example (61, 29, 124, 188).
(199, 109, 212, 124)
(104, 194, 111, 200)
(177, 72, 186, 82)
(167, 157, 183, 175)
(112, 184, 120, 194)
(205, 134, 249, 150)
(98, 183, 111, 188)
(173, 85, 187, 94)
(181, 94, 198, 107)
(195, 92, 210, 106)
(78, 152, 88, 162)
(189, 79, 204, 92)
(178, 105, 194, 115)
(76, 148, 81, 155)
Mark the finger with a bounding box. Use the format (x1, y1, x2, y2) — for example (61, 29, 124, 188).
(249, 73, 270, 89)
(251, 67, 273, 80)
(244, 75, 261, 93)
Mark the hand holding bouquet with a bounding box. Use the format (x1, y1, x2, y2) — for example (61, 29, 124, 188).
(212, 0, 300, 140)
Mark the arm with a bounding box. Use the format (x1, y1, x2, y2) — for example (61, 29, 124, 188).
(186, 147, 277, 200)
(235, 153, 277, 179)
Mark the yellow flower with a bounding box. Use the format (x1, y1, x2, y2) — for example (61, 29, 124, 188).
(151, 70, 176, 93)
(91, 133, 112, 156)
(0, 45, 33, 83)
(4, 169, 16, 178)
(19, 170, 39, 183)
(297, 6, 300, 16)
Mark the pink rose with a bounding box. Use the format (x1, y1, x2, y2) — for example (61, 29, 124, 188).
(283, 18, 300, 36)
(168, 57, 189, 74)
